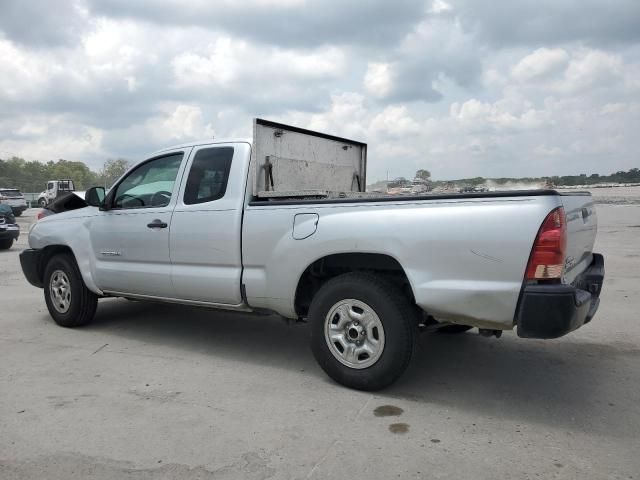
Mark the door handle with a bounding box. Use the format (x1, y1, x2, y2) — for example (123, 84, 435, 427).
(147, 219, 168, 229)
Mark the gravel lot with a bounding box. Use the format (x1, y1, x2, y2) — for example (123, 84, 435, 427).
(1, 189, 639, 479)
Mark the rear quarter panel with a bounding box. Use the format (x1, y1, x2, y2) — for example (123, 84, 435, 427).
(242, 195, 562, 327)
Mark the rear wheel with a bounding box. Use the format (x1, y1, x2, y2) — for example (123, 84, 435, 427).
(0, 239, 13, 250)
(43, 253, 97, 327)
(309, 273, 417, 391)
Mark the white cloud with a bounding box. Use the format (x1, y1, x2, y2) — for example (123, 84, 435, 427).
(305, 92, 368, 138)
(370, 105, 421, 136)
(511, 48, 569, 82)
(172, 38, 345, 89)
(430, 0, 452, 14)
(153, 104, 215, 141)
(561, 50, 623, 92)
(364, 63, 393, 98)
(0, 122, 104, 162)
(172, 39, 239, 88)
(0, 40, 51, 99)
(450, 97, 551, 132)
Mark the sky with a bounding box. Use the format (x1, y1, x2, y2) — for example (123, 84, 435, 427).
(0, 0, 639, 182)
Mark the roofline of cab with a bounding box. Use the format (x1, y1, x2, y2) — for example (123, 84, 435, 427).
(151, 139, 251, 156)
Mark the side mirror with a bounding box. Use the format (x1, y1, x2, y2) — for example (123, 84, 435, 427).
(85, 186, 106, 207)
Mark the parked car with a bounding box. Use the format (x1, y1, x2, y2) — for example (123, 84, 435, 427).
(0, 203, 20, 249)
(19, 119, 604, 390)
(0, 188, 28, 216)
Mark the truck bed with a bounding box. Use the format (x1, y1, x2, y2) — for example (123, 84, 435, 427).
(243, 188, 596, 327)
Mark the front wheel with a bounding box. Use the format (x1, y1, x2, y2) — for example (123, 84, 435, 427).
(0, 239, 13, 250)
(44, 253, 98, 327)
(309, 273, 417, 391)
(38, 198, 47, 208)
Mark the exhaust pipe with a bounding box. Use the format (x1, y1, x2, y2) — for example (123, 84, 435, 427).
(479, 329, 502, 338)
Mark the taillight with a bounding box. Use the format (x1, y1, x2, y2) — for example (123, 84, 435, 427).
(36, 210, 47, 221)
(526, 207, 567, 281)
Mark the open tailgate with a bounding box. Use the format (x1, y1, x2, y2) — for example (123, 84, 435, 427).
(560, 192, 598, 284)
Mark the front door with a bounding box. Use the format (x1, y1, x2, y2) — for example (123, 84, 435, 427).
(90, 149, 189, 297)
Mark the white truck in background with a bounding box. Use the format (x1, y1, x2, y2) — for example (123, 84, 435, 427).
(20, 119, 605, 390)
(38, 180, 76, 207)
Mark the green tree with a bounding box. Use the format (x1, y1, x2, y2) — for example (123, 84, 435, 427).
(388, 177, 410, 188)
(48, 159, 99, 190)
(99, 158, 131, 188)
(415, 169, 431, 181)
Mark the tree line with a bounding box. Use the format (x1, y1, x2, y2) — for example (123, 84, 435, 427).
(383, 167, 640, 189)
(0, 157, 131, 192)
(434, 168, 640, 187)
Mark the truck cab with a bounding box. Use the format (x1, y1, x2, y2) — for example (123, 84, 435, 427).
(38, 180, 75, 207)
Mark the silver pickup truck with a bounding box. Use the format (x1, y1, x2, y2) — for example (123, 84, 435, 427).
(20, 119, 604, 390)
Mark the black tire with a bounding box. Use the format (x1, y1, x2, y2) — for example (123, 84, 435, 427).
(13, 211, 22, 217)
(437, 324, 473, 334)
(309, 273, 417, 391)
(43, 253, 98, 327)
(0, 239, 13, 250)
(39, 199, 47, 208)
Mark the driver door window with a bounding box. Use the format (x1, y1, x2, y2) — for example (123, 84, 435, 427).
(112, 153, 183, 209)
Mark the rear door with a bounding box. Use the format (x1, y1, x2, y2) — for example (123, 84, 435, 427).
(560, 193, 598, 284)
(89, 149, 190, 297)
(169, 143, 248, 304)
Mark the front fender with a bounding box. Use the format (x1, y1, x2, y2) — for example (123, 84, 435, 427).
(29, 210, 103, 295)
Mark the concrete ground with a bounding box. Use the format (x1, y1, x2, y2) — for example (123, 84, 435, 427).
(1, 195, 639, 479)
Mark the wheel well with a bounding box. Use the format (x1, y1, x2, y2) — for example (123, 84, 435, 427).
(38, 245, 74, 283)
(294, 253, 415, 317)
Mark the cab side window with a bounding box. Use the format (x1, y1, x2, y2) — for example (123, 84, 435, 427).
(183, 147, 233, 205)
(112, 153, 183, 209)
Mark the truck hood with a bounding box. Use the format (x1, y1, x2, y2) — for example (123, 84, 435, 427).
(45, 192, 88, 214)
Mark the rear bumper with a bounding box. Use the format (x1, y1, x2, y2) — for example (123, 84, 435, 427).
(19, 248, 44, 288)
(516, 253, 604, 339)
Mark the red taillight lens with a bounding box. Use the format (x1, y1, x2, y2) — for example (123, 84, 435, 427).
(526, 207, 567, 280)
(36, 210, 46, 221)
